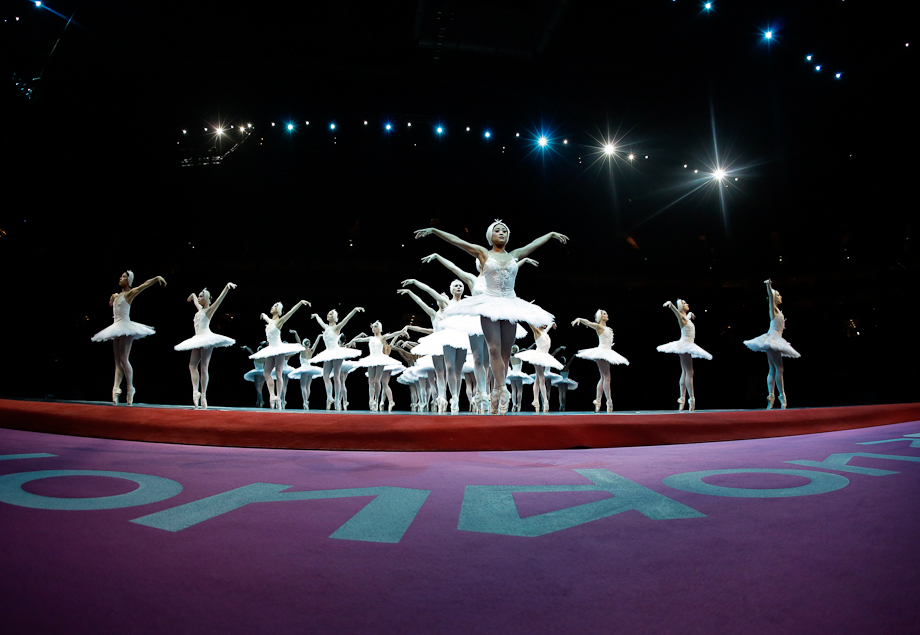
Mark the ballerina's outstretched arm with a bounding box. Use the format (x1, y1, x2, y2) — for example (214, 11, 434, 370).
(240, 345, 255, 356)
(765, 279, 777, 320)
(205, 282, 237, 320)
(517, 257, 539, 268)
(345, 333, 370, 347)
(124, 276, 167, 303)
(663, 301, 689, 326)
(414, 228, 489, 262)
(551, 345, 566, 358)
(336, 307, 365, 333)
(571, 317, 605, 335)
(397, 288, 439, 325)
(510, 232, 568, 260)
(402, 278, 449, 309)
(420, 254, 477, 290)
(276, 299, 311, 329)
(289, 329, 302, 345)
(390, 345, 418, 365)
(187, 293, 203, 311)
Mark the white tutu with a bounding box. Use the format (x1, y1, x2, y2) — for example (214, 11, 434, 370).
(531, 370, 561, 382)
(744, 334, 800, 358)
(576, 347, 630, 365)
(358, 353, 405, 369)
(249, 342, 304, 359)
(657, 341, 712, 360)
(462, 355, 475, 374)
(514, 350, 564, 370)
(506, 369, 535, 385)
(310, 347, 362, 363)
(411, 328, 471, 356)
(289, 365, 323, 380)
(175, 332, 236, 351)
(438, 315, 528, 339)
(92, 321, 155, 342)
(443, 295, 554, 327)
(551, 376, 579, 389)
(243, 368, 262, 382)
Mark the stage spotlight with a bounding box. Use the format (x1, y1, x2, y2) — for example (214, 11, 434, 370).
(287, 124, 293, 131)
(704, 2, 712, 9)
(216, 128, 223, 135)
(271, 123, 275, 127)
(563, 139, 568, 144)
(713, 168, 726, 180)
(628, 154, 635, 160)
(35, 1, 41, 6)
(305, 121, 309, 125)
(248, 123, 252, 128)
(835, 72, 842, 79)
(484, 131, 491, 138)
(806, 55, 812, 61)
(436, 126, 443, 134)
(407, 122, 412, 127)
(385, 123, 392, 131)
(764, 31, 772, 39)
(364, 121, 368, 125)
(466, 127, 470, 132)
(604, 144, 615, 156)
(182, 130, 187, 134)
(815, 65, 821, 71)
(538, 136, 548, 147)
(330, 123, 336, 130)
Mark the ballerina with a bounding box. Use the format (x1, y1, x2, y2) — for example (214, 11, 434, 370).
(174, 283, 237, 409)
(506, 345, 536, 412)
(309, 307, 365, 410)
(515, 323, 565, 412)
(287, 330, 323, 409)
(572, 310, 630, 413)
(249, 300, 310, 410)
(351, 321, 408, 411)
(744, 279, 800, 409)
(92, 270, 167, 406)
(400, 279, 471, 413)
(421, 253, 538, 413)
(657, 299, 712, 412)
(241, 343, 268, 407)
(551, 356, 579, 412)
(415, 220, 568, 414)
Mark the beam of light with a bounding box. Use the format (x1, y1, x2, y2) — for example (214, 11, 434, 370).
(815, 65, 821, 72)
(484, 131, 491, 138)
(704, 2, 712, 9)
(835, 73, 842, 79)
(538, 136, 548, 147)
(287, 123, 293, 131)
(806, 55, 812, 61)
(712, 168, 726, 180)
(436, 126, 444, 134)
(385, 123, 392, 131)
(628, 154, 635, 161)
(604, 143, 615, 155)
(329, 123, 336, 130)
(764, 30, 773, 40)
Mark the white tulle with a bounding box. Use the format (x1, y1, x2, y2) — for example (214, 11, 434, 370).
(309, 324, 362, 363)
(411, 327, 471, 356)
(249, 321, 305, 359)
(92, 295, 155, 342)
(442, 256, 553, 326)
(657, 320, 712, 360)
(575, 326, 630, 365)
(289, 365, 322, 380)
(744, 311, 801, 358)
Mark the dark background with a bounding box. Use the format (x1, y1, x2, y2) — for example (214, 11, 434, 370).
(1, 1, 914, 411)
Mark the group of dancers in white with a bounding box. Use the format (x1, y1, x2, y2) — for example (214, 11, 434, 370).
(91, 222, 800, 414)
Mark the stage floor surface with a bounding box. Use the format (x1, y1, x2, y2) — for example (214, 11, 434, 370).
(2, 398, 919, 451)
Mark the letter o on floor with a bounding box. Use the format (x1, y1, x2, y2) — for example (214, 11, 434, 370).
(662, 468, 849, 498)
(0, 470, 183, 510)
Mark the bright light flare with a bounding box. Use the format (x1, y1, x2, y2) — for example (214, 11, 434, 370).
(538, 136, 548, 147)
(287, 124, 293, 131)
(436, 126, 443, 134)
(712, 168, 726, 181)
(764, 30, 773, 39)
(604, 144, 615, 156)
(484, 131, 491, 138)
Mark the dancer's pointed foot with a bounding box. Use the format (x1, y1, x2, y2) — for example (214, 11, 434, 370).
(270, 395, 280, 410)
(326, 398, 334, 411)
(678, 396, 685, 412)
(126, 386, 135, 406)
(489, 389, 500, 415)
(450, 396, 459, 414)
(606, 403, 613, 413)
(437, 396, 448, 414)
(499, 388, 511, 415)
(112, 386, 121, 406)
(201, 394, 208, 410)
(688, 397, 695, 412)
(766, 394, 775, 410)
(593, 399, 601, 413)
(532, 399, 540, 410)
(779, 393, 787, 410)
(193, 390, 201, 409)
(389, 401, 395, 412)
(542, 401, 549, 413)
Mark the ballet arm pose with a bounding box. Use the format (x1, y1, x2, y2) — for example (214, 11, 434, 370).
(510, 232, 568, 259)
(123, 276, 167, 304)
(420, 254, 477, 289)
(240, 345, 255, 356)
(270, 300, 311, 329)
(663, 301, 690, 326)
(765, 279, 778, 319)
(551, 345, 565, 357)
(204, 282, 237, 319)
(335, 307, 365, 334)
(401, 279, 449, 309)
(397, 288, 440, 325)
(390, 345, 418, 364)
(345, 333, 369, 348)
(571, 316, 604, 335)
(415, 228, 489, 262)
(288, 330, 321, 356)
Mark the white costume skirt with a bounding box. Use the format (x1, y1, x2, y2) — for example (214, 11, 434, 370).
(531, 370, 561, 382)
(575, 347, 630, 366)
(439, 315, 528, 339)
(243, 369, 262, 382)
(357, 353, 406, 369)
(309, 347, 362, 364)
(744, 334, 800, 358)
(411, 329, 471, 356)
(552, 376, 579, 390)
(92, 320, 155, 342)
(514, 350, 564, 370)
(249, 343, 305, 360)
(443, 295, 554, 327)
(289, 365, 323, 380)
(506, 369, 535, 385)
(656, 341, 713, 360)
(174, 332, 236, 351)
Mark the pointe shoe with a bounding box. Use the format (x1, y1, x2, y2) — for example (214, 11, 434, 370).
(688, 398, 695, 412)
(450, 397, 459, 414)
(389, 401, 395, 412)
(766, 394, 775, 410)
(370, 401, 378, 412)
(343, 400, 349, 411)
(112, 386, 121, 406)
(532, 399, 540, 411)
(542, 401, 549, 413)
(270, 395, 280, 410)
(126, 386, 136, 406)
(779, 393, 787, 410)
(593, 399, 601, 413)
(437, 396, 448, 414)
(335, 399, 342, 411)
(499, 388, 511, 415)
(193, 391, 201, 409)
(678, 396, 686, 412)
(201, 394, 208, 410)
(326, 398, 334, 411)
(489, 389, 500, 415)
(606, 403, 613, 413)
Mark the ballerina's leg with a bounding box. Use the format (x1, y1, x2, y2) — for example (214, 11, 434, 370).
(381, 370, 393, 410)
(558, 385, 568, 411)
(112, 339, 125, 398)
(767, 350, 785, 407)
(189, 349, 202, 406)
(262, 357, 277, 404)
(368, 366, 382, 410)
(444, 346, 465, 412)
(322, 361, 334, 408)
(300, 376, 310, 409)
(332, 359, 345, 409)
(199, 348, 214, 408)
(534, 366, 547, 410)
(597, 360, 612, 410)
(254, 374, 266, 407)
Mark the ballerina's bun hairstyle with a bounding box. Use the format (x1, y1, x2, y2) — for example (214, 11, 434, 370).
(677, 299, 695, 320)
(329, 309, 339, 321)
(594, 309, 603, 322)
(126, 270, 135, 286)
(201, 288, 211, 302)
(486, 219, 510, 246)
(371, 320, 382, 331)
(273, 301, 283, 314)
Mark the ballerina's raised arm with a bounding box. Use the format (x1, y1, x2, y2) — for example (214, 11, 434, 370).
(401, 278, 450, 309)
(510, 232, 569, 259)
(124, 275, 167, 304)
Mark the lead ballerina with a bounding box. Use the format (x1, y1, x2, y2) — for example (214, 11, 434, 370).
(415, 220, 568, 414)
(743, 279, 800, 409)
(91, 270, 167, 406)
(174, 282, 238, 409)
(657, 299, 712, 412)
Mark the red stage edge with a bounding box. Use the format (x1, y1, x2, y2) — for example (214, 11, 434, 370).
(2, 398, 919, 452)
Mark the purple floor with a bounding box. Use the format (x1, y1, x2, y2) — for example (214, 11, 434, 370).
(2, 423, 919, 634)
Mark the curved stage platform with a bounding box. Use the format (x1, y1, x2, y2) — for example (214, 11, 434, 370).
(2, 398, 918, 451)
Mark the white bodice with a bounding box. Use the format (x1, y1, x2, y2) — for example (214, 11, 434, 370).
(322, 325, 341, 350)
(598, 327, 614, 349)
(265, 321, 283, 347)
(432, 310, 443, 331)
(679, 320, 695, 343)
(472, 275, 486, 296)
(768, 311, 785, 337)
(482, 256, 518, 298)
(511, 355, 522, 371)
(113, 294, 131, 322)
(368, 337, 385, 356)
(535, 331, 551, 354)
(193, 310, 211, 335)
